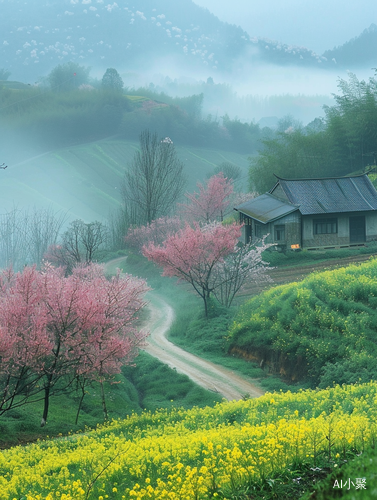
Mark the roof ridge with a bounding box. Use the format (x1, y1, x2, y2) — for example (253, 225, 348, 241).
(274, 173, 368, 181)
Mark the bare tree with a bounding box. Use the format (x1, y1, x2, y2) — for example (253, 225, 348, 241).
(121, 130, 186, 226)
(54, 219, 109, 271)
(0, 207, 28, 269)
(0, 206, 67, 270)
(80, 221, 109, 263)
(27, 207, 67, 266)
(107, 207, 129, 251)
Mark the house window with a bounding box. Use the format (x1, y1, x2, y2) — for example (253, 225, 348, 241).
(274, 224, 285, 242)
(313, 218, 337, 235)
(255, 223, 263, 238)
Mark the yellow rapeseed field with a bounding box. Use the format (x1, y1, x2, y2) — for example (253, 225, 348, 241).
(1, 382, 376, 499)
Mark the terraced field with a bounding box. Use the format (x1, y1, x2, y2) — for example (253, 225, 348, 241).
(1, 138, 250, 222)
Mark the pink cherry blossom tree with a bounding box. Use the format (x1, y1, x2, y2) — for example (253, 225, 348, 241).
(143, 222, 242, 317)
(0, 266, 51, 415)
(39, 263, 149, 425)
(0, 263, 149, 424)
(178, 173, 234, 224)
(124, 216, 182, 254)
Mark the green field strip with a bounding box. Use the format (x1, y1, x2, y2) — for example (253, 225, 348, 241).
(1, 138, 251, 222)
(61, 186, 121, 220)
(66, 151, 123, 189)
(81, 149, 124, 178)
(99, 142, 136, 167)
(94, 144, 123, 169)
(9, 167, 117, 221)
(51, 152, 81, 173)
(0, 178, 70, 210)
(55, 147, 122, 183)
(125, 95, 149, 102)
(180, 149, 218, 166)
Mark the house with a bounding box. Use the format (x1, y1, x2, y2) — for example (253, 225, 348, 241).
(234, 174, 377, 250)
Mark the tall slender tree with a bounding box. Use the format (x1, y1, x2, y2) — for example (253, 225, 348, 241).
(121, 131, 186, 226)
(101, 68, 124, 92)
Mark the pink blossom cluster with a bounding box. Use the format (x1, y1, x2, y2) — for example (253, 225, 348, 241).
(179, 173, 234, 224)
(125, 216, 182, 253)
(0, 263, 149, 418)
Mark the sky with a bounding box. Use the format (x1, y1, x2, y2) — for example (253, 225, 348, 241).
(192, 0, 376, 54)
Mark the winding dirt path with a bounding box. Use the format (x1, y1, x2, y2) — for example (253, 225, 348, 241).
(105, 257, 264, 401)
(143, 292, 264, 401)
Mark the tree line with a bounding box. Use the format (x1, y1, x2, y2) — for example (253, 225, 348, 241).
(0, 62, 267, 153)
(249, 71, 377, 193)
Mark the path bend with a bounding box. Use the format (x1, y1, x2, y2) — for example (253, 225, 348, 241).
(143, 292, 264, 401)
(105, 257, 264, 401)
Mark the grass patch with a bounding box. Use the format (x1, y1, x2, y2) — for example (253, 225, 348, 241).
(301, 446, 377, 499)
(0, 351, 221, 449)
(0, 374, 140, 448)
(122, 351, 223, 412)
(264, 243, 377, 268)
(229, 258, 377, 389)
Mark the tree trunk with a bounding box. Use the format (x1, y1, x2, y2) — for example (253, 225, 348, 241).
(203, 289, 211, 319)
(100, 380, 108, 421)
(75, 378, 87, 425)
(41, 379, 52, 427)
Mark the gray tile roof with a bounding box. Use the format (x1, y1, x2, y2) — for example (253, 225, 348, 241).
(234, 193, 299, 223)
(271, 174, 377, 215)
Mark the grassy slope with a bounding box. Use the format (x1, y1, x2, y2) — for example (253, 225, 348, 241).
(0, 340, 222, 449)
(1, 138, 250, 222)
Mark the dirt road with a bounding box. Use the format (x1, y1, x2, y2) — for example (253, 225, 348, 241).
(143, 292, 264, 401)
(105, 257, 264, 400)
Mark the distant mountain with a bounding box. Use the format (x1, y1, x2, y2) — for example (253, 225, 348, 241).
(0, 0, 375, 83)
(0, 0, 248, 81)
(323, 24, 377, 68)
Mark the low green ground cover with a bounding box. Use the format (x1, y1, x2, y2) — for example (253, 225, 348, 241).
(0, 343, 221, 449)
(263, 243, 377, 268)
(229, 258, 377, 388)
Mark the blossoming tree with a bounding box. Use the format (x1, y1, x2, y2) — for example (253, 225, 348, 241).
(178, 173, 234, 224)
(124, 216, 182, 254)
(143, 222, 242, 317)
(0, 263, 149, 425)
(212, 237, 274, 307)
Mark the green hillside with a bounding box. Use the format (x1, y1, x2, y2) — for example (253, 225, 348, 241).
(228, 258, 377, 388)
(1, 139, 250, 222)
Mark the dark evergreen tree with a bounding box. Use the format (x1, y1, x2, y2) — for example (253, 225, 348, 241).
(101, 68, 124, 92)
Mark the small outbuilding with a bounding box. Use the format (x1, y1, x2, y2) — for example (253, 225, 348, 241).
(234, 174, 377, 250)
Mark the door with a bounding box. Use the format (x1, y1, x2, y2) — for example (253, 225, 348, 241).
(349, 216, 366, 243)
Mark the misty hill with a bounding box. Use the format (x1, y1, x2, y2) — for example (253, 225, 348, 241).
(0, 138, 250, 222)
(1, 0, 366, 84)
(323, 24, 377, 68)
